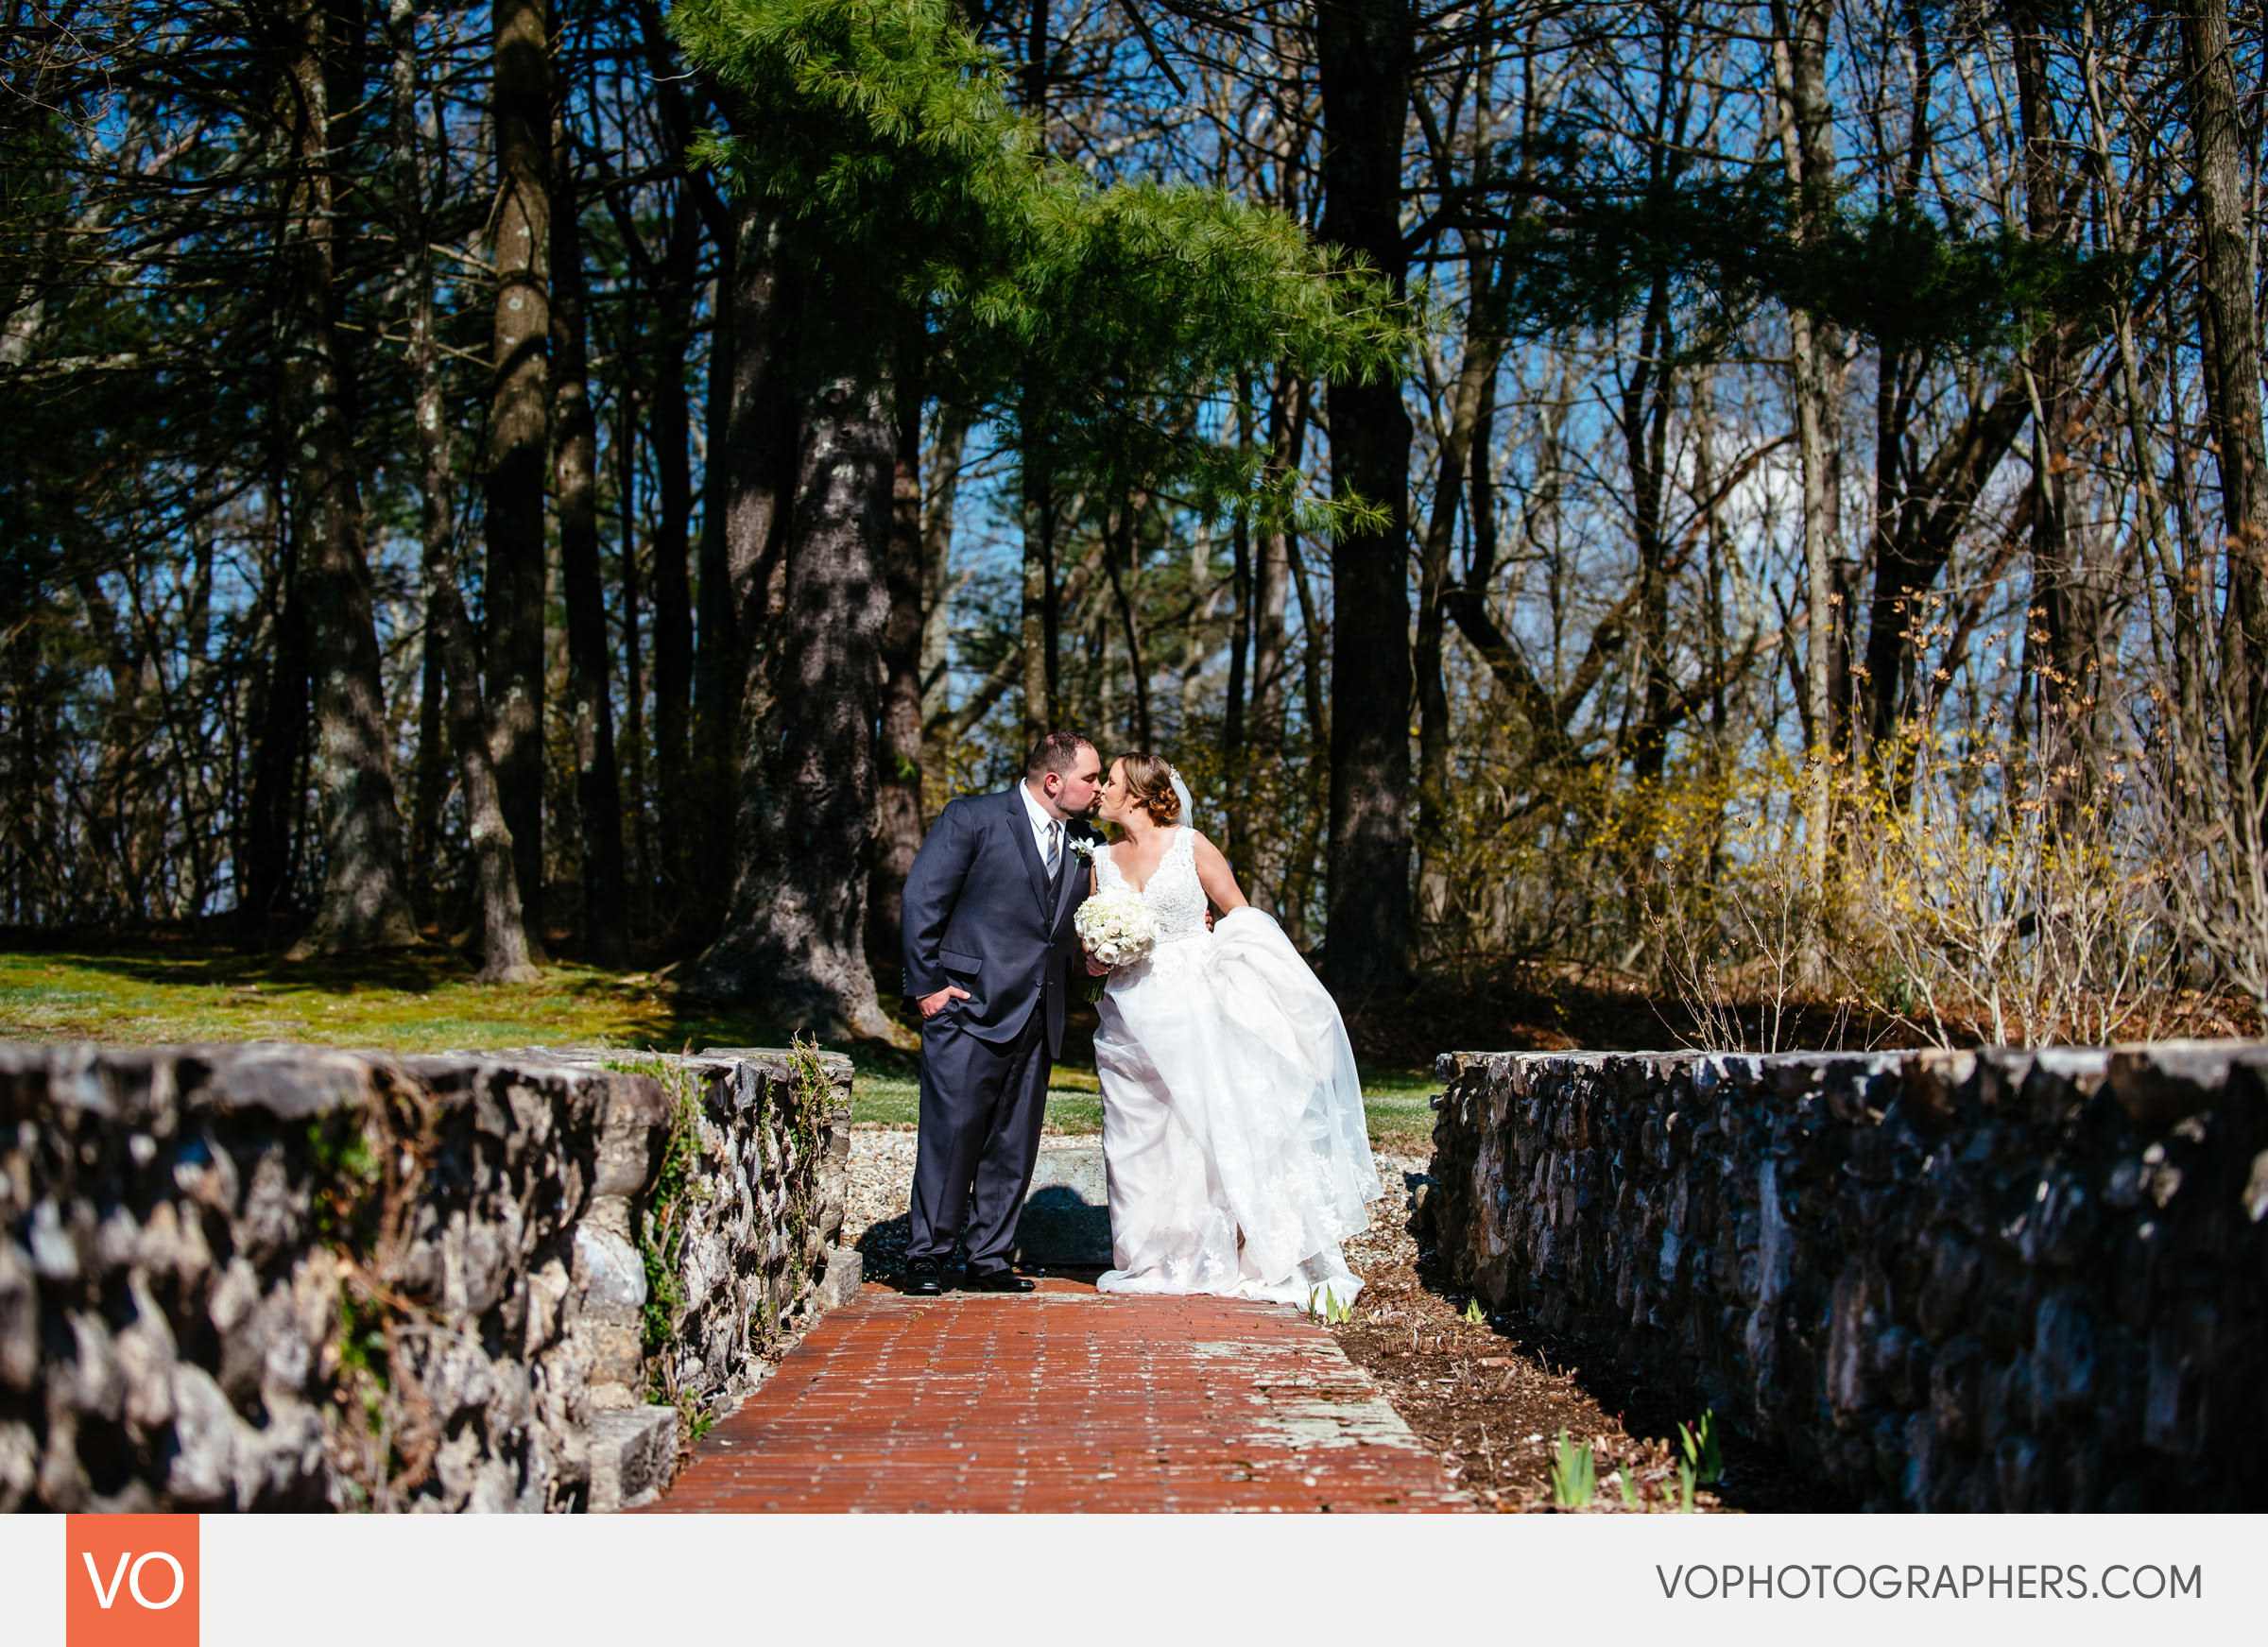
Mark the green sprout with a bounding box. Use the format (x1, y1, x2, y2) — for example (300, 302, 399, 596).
(1678, 1410, 1722, 1486)
(1550, 1428, 1596, 1509)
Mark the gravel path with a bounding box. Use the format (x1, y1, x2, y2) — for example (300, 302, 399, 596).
(842, 1129, 923, 1278)
(839, 1129, 1426, 1292)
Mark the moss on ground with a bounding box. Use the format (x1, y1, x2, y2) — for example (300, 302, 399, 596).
(0, 946, 1440, 1142)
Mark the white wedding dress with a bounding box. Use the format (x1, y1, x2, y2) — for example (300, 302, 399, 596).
(1091, 828, 1383, 1308)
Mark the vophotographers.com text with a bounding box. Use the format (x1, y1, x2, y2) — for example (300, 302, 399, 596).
(1657, 1564, 2202, 1602)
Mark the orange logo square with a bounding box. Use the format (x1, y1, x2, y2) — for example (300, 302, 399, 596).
(64, 1515, 198, 1647)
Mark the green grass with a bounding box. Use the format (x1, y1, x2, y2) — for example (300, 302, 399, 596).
(1359, 1067, 1441, 1151)
(855, 1055, 1430, 1142)
(0, 946, 1438, 1147)
(0, 946, 792, 1053)
(847, 1061, 1101, 1131)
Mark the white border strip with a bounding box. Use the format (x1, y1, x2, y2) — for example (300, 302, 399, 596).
(4, 1512, 2261, 1646)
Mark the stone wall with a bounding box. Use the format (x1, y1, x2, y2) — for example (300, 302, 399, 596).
(1419, 1043, 2268, 1510)
(0, 1040, 855, 1513)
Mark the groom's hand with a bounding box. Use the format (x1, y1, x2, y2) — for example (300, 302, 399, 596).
(917, 985, 971, 1018)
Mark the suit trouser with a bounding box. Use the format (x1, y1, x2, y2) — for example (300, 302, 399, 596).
(908, 1001, 1051, 1273)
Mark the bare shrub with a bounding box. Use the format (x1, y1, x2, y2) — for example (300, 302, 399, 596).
(1644, 751, 1819, 1053)
(1837, 727, 2174, 1047)
(2138, 673, 2268, 1018)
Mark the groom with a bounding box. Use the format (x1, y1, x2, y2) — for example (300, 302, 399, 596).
(898, 731, 1105, 1295)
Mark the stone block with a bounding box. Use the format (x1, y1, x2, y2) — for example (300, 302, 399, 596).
(577, 1320, 645, 1396)
(573, 1225, 646, 1323)
(593, 1075, 668, 1196)
(0, 1241, 34, 1391)
(587, 1404, 678, 1512)
(194, 1043, 382, 1122)
(815, 1246, 864, 1310)
(2106, 1039, 2264, 1127)
(1014, 1144, 1112, 1266)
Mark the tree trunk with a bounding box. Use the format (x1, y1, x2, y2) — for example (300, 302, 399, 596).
(483, 0, 551, 947)
(280, 0, 417, 957)
(696, 238, 740, 863)
(1221, 387, 1254, 868)
(2009, 0, 2096, 784)
(671, 205, 799, 964)
(932, 541, 1104, 753)
(1468, 370, 1501, 730)
(552, 95, 627, 967)
(1772, 0, 1841, 914)
(693, 368, 901, 1042)
(1416, 302, 1505, 935)
(1235, 370, 1306, 914)
(2179, 0, 2268, 743)
(391, 0, 533, 982)
(719, 205, 798, 768)
(1859, 374, 2033, 751)
(1620, 21, 1695, 787)
(1103, 493, 1152, 749)
(1016, 0, 1060, 759)
(420, 535, 537, 980)
(871, 354, 926, 967)
(1287, 526, 1332, 943)
(242, 499, 308, 931)
(1316, 0, 1414, 1000)
(1021, 442, 1059, 745)
(648, 192, 699, 905)
(1623, 269, 1676, 783)
(408, 610, 444, 922)
(1252, 369, 1304, 747)
(1857, 2, 1936, 763)
(1, 552, 46, 923)
(917, 409, 967, 773)
(2081, 16, 2193, 736)
(1861, 338, 1917, 755)
(1178, 519, 1215, 727)
(618, 392, 654, 925)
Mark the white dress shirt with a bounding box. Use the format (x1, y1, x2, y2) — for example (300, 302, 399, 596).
(1019, 780, 1064, 877)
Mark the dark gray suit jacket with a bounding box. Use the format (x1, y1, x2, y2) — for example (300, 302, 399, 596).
(901, 787, 1098, 1056)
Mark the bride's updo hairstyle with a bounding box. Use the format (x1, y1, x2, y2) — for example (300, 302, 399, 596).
(1119, 753, 1182, 826)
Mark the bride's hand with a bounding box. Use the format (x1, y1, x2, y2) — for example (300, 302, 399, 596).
(1085, 952, 1110, 976)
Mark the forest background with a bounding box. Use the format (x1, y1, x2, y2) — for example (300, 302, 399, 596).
(6, 0, 2268, 1063)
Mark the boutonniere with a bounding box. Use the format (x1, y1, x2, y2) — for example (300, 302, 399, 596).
(1066, 836, 1096, 862)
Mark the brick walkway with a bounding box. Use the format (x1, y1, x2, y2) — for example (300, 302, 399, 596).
(649, 1278, 1469, 1512)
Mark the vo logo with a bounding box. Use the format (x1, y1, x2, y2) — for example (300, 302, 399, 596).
(64, 1516, 198, 1646)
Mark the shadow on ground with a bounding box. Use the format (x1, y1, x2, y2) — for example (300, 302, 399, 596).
(1396, 1230, 1855, 1512)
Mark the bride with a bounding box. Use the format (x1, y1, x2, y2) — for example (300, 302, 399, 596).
(1082, 752, 1382, 1309)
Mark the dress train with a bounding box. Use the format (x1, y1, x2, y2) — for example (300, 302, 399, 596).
(1091, 830, 1382, 1308)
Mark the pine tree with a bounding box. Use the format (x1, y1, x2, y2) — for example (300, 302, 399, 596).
(671, 0, 1400, 1037)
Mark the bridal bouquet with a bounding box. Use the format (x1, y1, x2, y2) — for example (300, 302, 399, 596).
(1074, 885, 1157, 968)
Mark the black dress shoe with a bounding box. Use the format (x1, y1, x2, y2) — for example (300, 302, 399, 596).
(962, 1268, 1036, 1294)
(901, 1258, 945, 1296)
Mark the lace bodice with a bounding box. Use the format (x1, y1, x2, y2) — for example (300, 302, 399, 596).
(1097, 828, 1210, 948)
